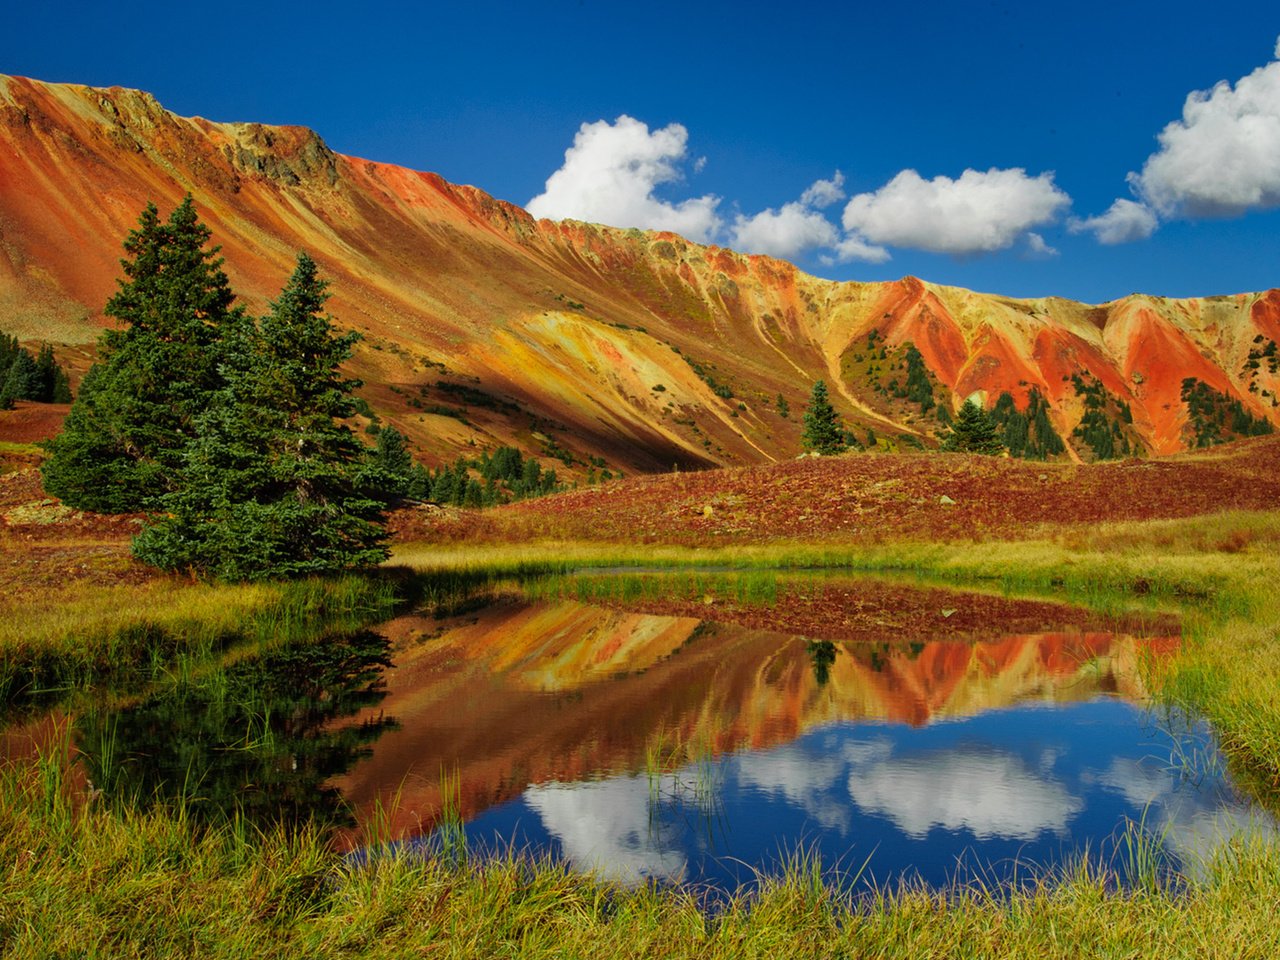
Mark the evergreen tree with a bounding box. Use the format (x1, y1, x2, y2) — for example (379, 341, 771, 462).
(132, 252, 389, 580)
(371, 425, 413, 496)
(801, 379, 845, 455)
(941, 399, 1004, 455)
(0, 333, 19, 375)
(0, 349, 40, 407)
(34, 344, 72, 403)
(0, 334, 20, 410)
(42, 198, 242, 512)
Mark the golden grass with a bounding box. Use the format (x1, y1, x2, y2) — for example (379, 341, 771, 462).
(0, 574, 402, 706)
(2, 747, 1279, 959)
(2, 508, 1279, 957)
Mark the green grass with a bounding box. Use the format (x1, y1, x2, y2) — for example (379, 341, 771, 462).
(3, 510, 1280, 956)
(0, 574, 406, 710)
(3, 744, 1280, 959)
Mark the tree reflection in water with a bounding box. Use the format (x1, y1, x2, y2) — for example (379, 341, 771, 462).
(76, 629, 396, 830)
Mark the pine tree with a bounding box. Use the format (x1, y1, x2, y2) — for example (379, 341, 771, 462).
(0, 334, 20, 410)
(34, 344, 72, 403)
(371, 426, 413, 496)
(801, 379, 845, 455)
(132, 253, 389, 580)
(0, 349, 41, 407)
(941, 399, 1004, 455)
(41, 198, 242, 512)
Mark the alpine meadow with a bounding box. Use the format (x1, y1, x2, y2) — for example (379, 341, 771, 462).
(4, 17, 1280, 958)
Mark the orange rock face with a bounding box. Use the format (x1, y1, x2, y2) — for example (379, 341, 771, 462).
(2, 74, 1277, 471)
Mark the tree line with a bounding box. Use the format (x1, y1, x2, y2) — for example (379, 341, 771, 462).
(798, 348, 1071, 459)
(0, 333, 72, 409)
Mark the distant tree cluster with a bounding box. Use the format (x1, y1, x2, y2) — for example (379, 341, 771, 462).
(407, 443, 563, 507)
(941, 399, 1004, 455)
(1181, 377, 1274, 448)
(42, 198, 389, 580)
(1071, 374, 1133, 460)
(989, 389, 1066, 459)
(0, 333, 72, 409)
(900, 344, 935, 414)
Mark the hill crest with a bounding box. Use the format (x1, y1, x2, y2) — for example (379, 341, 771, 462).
(2, 73, 1278, 471)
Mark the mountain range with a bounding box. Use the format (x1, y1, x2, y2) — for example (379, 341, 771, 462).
(2, 73, 1278, 475)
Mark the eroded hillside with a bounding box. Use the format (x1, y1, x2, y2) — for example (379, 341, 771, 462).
(3, 74, 1279, 474)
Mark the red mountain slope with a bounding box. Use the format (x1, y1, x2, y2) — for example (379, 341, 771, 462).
(2, 74, 1277, 472)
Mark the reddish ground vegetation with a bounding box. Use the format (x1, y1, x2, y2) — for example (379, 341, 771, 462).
(0, 402, 69, 444)
(553, 578, 1180, 646)
(415, 434, 1280, 546)
(0, 468, 154, 600)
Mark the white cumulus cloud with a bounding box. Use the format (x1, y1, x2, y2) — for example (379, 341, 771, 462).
(847, 748, 1083, 841)
(1130, 38, 1280, 217)
(1068, 198, 1159, 244)
(524, 775, 687, 885)
(731, 202, 838, 260)
(826, 235, 892, 265)
(731, 172, 847, 260)
(527, 115, 721, 242)
(841, 167, 1071, 256)
(801, 171, 846, 208)
(1025, 232, 1059, 257)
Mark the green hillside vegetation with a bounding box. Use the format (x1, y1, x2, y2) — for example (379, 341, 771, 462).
(0, 332, 72, 408)
(941, 399, 1004, 455)
(1242, 335, 1278, 400)
(841, 332, 951, 432)
(1181, 377, 1275, 447)
(801, 379, 845, 455)
(411, 444, 564, 507)
(1070, 374, 1136, 461)
(990, 388, 1067, 459)
(680, 352, 734, 399)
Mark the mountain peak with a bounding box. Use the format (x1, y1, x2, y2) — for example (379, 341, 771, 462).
(1, 73, 1277, 471)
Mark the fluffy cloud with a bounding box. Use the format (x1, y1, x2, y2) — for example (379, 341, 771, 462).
(1130, 38, 1280, 217)
(531, 118, 1074, 262)
(1025, 232, 1059, 257)
(847, 747, 1083, 840)
(841, 168, 1071, 256)
(524, 775, 687, 885)
(1068, 198, 1159, 244)
(527, 116, 721, 242)
(734, 739, 866, 834)
(731, 201, 839, 260)
(730, 172, 848, 259)
(801, 171, 846, 208)
(827, 235, 892, 264)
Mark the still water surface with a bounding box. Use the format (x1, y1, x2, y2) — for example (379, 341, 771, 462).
(46, 578, 1279, 892)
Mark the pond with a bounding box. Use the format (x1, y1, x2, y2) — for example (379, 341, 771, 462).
(9, 573, 1276, 894)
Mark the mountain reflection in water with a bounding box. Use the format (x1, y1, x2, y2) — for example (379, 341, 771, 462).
(46, 592, 1273, 892)
(327, 595, 1265, 889)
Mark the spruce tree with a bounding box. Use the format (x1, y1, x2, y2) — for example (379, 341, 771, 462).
(34, 344, 72, 403)
(0, 349, 40, 407)
(42, 198, 242, 511)
(132, 252, 389, 580)
(371, 425, 412, 496)
(801, 379, 845, 455)
(941, 399, 1005, 455)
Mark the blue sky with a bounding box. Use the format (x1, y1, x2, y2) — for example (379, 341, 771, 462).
(4, 1, 1279, 302)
